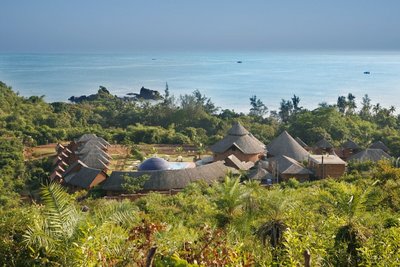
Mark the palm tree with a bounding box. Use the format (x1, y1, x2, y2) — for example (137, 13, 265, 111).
(318, 182, 371, 265)
(214, 175, 245, 226)
(23, 183, 80, 265)
(255, 191, 291, 248)
(23, 183, 142, 266)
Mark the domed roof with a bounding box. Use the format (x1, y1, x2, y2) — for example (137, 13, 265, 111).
(138, 157, 170, 171)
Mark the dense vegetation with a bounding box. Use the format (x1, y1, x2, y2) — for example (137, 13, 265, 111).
(1, 162, 400, 266)
(1, 81, 400, 265)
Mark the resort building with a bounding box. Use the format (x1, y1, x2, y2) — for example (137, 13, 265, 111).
(267, 131, 309, 162)
(102, 161, 234, 194)
(348, 148, 391, 162)
(341, 139, 361, 160)
(308, 154, 346, 179)
(50, 134, 111, 188)
(268, 155, 312, 182)
(314, 138, 334, 154)
(63, 160, 108, 190)
(369, 141, 390, 154)
(210, 122, 265, 162)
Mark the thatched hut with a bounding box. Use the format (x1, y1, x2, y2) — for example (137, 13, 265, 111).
(267, 131, 309, 162)
(268, 155, 312, 182)
(314, 138, 334, 154)
(210, 122, 265, 162)
(64, 166, 107, 190)
(308, 154, 346, 179)
(369, 141, 390, 154)
(102, 161, 234, 194)
(348, 148, 391, 162)
(341, 139, 360, 160)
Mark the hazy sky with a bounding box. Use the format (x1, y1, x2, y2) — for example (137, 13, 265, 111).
(1, 0, 399, 52)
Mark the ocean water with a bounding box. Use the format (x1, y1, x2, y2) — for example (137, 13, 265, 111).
(0, 51, 399, 112)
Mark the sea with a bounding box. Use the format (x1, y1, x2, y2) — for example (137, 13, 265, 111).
(0, 51, 400, 113)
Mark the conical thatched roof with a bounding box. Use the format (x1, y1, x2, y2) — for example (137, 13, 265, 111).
(269, 155, 312, 175)
(102, 161, 235, 191)
(369, 141, 390, 153)
(315, 138, 333, 149)
(228, 122, 250, 135)
(210, 122, 265, 154)
(295, 137, 308, 148)
(348, 148, 391, 162)
(342, 139, 360, 150)
(267, 131, 309, 162)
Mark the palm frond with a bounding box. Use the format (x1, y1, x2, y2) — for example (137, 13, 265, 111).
(40, 183, 79, 238)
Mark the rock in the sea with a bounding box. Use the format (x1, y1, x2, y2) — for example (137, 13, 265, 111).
(134, 87, 162, 100)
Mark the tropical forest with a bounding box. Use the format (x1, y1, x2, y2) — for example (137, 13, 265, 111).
(1, 80, 400, 266)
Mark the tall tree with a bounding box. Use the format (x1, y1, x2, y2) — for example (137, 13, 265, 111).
(337, 96, 347, 114)
(249, 95, 268, 118)
(162, 82, 174, 107)
(279, 99, 293, 123)
(359, 94, 372, 119)
(347, 93, 357, 114)
(291, 94, 302, 113)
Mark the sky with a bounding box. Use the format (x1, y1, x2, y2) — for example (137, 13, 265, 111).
(1, 0, 399, 52)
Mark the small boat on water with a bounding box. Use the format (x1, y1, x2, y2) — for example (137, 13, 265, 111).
(237, 61, 242, 63)
(364, 71, 370, 74)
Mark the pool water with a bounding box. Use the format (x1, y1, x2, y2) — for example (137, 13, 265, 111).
(168, 162, 195, 170)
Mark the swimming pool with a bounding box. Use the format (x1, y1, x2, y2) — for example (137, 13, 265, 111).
(168, 162, 196, 170)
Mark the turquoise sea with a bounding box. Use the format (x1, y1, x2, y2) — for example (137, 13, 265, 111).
(0, 51, 399, 112)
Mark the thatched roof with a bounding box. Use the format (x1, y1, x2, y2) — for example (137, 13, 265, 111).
(348, 149, 391, 162)
(76, 134, 98, 143)
(369, 141, 390, 153)
(269, 155, 311, 175)
(78, 139, 107, 151)
(64, 166, 105, 189)
(295, 137, 308, 148)
(102, 161, 234, 191)
(210, 122, 265, 154)
(225, 155, 254, 170)
(63, 160, 87, 177)
(315, 138, 333, 149)
(80, 153, 109, 169)
(342, 139, 360, 150)
(309, 154, 346, 165)
(76, 146, 111, 159)
(247, 167, 275, 181)
(228, 122, 249, 135)
(267, 131, 309, 162)
(76, 134, 111, 146)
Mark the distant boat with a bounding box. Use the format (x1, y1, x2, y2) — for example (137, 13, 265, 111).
(237, 61, 242, 63)
(364, 71, 370, 74)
